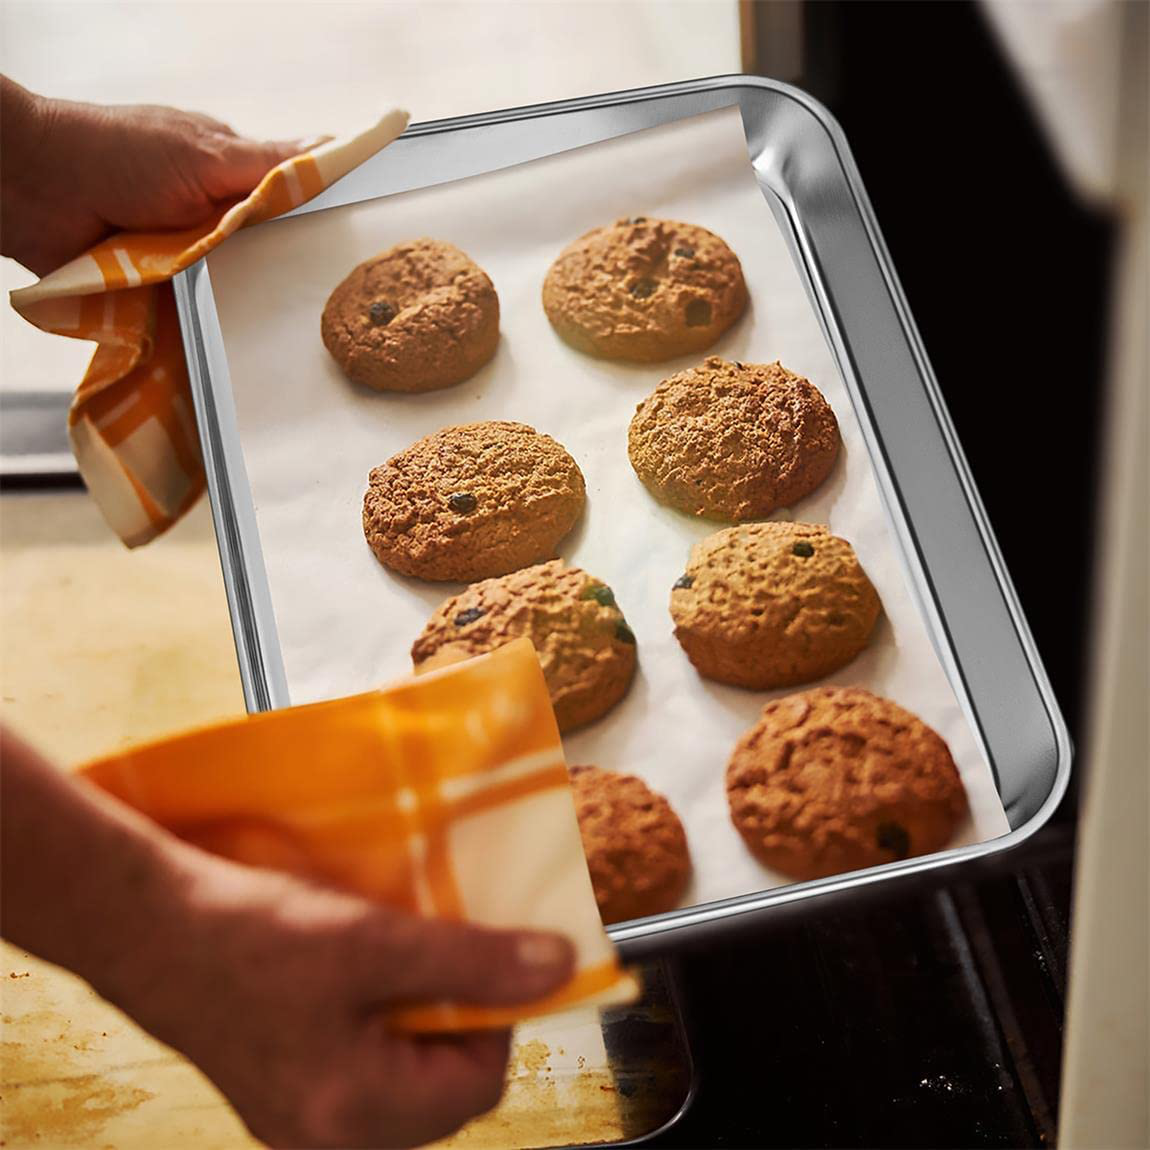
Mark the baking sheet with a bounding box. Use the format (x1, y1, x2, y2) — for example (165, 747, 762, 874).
(205, 106, 1010, 915)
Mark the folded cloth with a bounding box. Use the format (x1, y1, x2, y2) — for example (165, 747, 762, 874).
(9, 110, 409, 548)
(79, 638, 638, 1032)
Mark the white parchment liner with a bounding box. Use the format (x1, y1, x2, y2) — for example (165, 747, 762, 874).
(206, 107, 1009, 916)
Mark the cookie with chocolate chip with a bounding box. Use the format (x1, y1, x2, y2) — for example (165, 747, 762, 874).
(363, 422, 584, 582)
(670, 521, 881, 689)
(542, 218, 747, 362)
(569, 765, 691, 924)
(411, 560, 636, 731)
(726, 687, 969, 881)
(322, 239, 499, 392)
(629, 358, 840, 520)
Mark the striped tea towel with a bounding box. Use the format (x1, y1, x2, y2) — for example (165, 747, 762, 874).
(9, 110, 409, 548)
(79, 638, 638, 1032)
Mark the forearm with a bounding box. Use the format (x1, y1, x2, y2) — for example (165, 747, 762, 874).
(0, 726, 192, 1001)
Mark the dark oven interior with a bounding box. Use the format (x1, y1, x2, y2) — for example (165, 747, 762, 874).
(647, 3, 1108, 1145)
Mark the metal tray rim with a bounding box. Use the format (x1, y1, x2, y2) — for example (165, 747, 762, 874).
(175, 74, 1072, 949)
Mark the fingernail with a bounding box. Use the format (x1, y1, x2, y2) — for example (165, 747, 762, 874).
(516, 933, 569, 970)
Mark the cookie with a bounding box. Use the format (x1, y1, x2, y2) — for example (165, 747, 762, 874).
(670, 522, 881, 689)
(569, 765, 691, 924)
(726, 687, 969, 881)
(542, 217, 748, 362)
(628, 358, 840, 520)
(363, 422, 585, 582)
(411, 560, 637, 731)
(322, 239, 499, 392)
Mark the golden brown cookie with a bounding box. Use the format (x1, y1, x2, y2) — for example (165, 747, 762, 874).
(542, 217, 748, 362)
(726, 687, 969, 881)
(363, 422, 585, 582)
(322, 239, 499, 392)
(569, 765, 691, 924)
(628, 358, 840, 520)
(670, 522, 881, 689)
(411, 560, 637, 731)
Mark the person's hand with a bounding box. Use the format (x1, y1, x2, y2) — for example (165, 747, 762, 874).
(1, 727, 575, 1149)
(1, 76, 319, 275)
(101, 852, 575, 1149)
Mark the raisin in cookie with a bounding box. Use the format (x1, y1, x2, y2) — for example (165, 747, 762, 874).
(628, 358, 840, 520)
(569, 765, 691, 924)
(726, 687, 969, 881)
(411, 560, 636, 731)
(542, 217, 747, 362)
(671, 522, 881, 689)
(363, 422, 584, 582)
(322, 239, 499, 392)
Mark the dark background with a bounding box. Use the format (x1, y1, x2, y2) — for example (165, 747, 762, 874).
(649, 3, 1112, 1146)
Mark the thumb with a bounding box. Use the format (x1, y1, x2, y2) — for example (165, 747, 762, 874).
(201, 134, 331, 201)
(354, 911, 577, 1008)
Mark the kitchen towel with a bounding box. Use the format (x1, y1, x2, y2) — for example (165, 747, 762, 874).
(80, 638, 637, 1032)
(8, 110, 409, 548)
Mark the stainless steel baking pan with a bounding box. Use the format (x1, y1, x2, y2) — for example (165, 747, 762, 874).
(174, 75, 1071, 948)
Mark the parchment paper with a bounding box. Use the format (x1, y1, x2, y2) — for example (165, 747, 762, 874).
(206, 107, 1010, 914)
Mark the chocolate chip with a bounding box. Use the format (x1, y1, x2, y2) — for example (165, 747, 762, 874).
(447, 492, 478, 513)
(673, 573, 694, 590)
(630, 278, 657, 299)
(685, 298, 712, 326)
(369, 300, 396, 326)
(453, 607, 485, 627)
(614, 621, 637, 645)
(876, 822, 910, 859)
(734, 361, 746, 369)
(792, 541, 815, 558)
(674, 246, 695, 259)
(581, 583, 616, 607)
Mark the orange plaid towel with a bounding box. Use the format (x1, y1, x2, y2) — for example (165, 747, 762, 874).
(79, 638, 638, 1032)
(8, 110, 409, 548)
